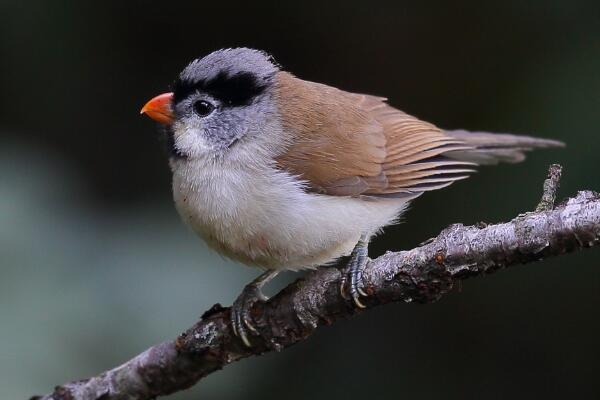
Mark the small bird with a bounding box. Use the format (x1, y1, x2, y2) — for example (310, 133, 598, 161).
(141, 48, 563, 346)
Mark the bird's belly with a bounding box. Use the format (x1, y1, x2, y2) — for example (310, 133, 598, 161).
(172, 163, 408, 271)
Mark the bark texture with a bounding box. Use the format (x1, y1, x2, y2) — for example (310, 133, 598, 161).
(32, 165, 600, 400)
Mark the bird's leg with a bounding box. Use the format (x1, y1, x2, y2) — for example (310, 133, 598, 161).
(231, 269, 279, 347)
(341, 234, 370, 308)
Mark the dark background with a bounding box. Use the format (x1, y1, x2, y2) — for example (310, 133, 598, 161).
(1, 1, 599, 399)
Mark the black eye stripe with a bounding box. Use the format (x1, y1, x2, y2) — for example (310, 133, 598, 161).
(173, 71, 270, 107)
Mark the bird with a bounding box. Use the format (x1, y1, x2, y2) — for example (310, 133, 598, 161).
(140, 47, 563, 347)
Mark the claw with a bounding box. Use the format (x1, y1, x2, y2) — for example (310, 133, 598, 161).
(256, 292, 270, 303)
(244, 315, 259, 335)
(357, 285, 368, 297)
(352, 293, 367, 309)
(343, 235, 370, 308)
(339, 276, 350, 300)
(231, 313, 238, 337)
(239, 328, 252, 348)
(230, 270, 279, 347)
(231, 287, 261, 347)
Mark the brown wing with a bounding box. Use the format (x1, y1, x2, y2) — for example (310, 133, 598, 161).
(273, 72, 476, 198)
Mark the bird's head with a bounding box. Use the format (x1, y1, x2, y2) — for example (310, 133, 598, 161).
(141, 48, 280, 160)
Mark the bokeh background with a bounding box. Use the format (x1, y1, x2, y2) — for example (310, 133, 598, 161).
(1, 1, 599, 399)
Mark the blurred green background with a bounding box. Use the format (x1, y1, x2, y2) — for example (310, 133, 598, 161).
(1, 1, 599, 399)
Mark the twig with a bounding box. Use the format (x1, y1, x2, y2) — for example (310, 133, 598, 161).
(32, 165, 600, 400)
(536, 163, 562, 211)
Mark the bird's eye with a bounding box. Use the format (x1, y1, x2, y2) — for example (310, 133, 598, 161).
(193, 100, 215, 117)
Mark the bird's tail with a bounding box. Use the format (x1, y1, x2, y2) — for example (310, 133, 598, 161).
(443, 129, 564, 165)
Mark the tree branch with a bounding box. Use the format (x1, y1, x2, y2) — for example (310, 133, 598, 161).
(32, 165, 600, 400)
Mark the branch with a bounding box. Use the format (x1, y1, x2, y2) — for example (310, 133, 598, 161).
(32, 165, 600, 400)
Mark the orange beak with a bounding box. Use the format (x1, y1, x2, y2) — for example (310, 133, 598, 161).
(140, 92, 174, 125)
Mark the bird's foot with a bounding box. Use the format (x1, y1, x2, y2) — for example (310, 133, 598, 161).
(340, 235, 369, 308)
(230, 270, 278, 347)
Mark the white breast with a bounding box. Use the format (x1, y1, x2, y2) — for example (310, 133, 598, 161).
(171, 156, 409, 271)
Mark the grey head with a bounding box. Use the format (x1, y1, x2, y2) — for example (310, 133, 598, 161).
(169, 48, 280, 159)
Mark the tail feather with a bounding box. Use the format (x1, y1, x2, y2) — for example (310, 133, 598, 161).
(443, 129, 565, 165)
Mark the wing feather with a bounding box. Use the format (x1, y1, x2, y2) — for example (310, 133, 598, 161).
(273, 72, 476, 197)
